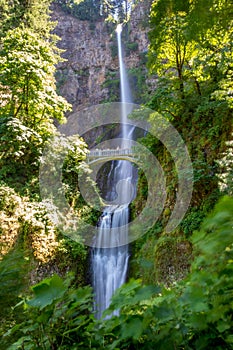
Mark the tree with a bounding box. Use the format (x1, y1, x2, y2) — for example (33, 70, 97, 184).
(147, 0, 233, 210)
(0, 0, 56, 38)
(55, 0, 104, 21)
(99, 0, 136, 22)
(113, 0, 135, 22)
(0, 28, 69, 133)
(0, 2, 71, 189)
(148, 0, 233, 114)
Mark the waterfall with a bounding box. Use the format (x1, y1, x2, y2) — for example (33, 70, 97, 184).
(92, 23, 136, 319)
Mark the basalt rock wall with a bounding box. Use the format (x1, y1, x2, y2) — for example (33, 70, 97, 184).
(51, 1, 152, 110)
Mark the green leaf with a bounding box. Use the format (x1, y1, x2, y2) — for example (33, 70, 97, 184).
(27, 274, 66, 310)
(216, 320, 231, 333)
(121, 316, 144, 340)
(131, 285, 161, 304)
(7, 336, 33, 350)
(154, 305, 174, 322)
(226, 335, 233, 344)
(189, 313, 207, 330)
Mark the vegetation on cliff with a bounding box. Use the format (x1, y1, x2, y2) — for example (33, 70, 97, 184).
(54, 0, 138, 23)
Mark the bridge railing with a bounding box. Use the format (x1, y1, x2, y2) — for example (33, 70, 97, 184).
(87, 148, 133, 158)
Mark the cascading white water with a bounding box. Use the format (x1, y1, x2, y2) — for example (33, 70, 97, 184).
(92, 23, 136, 319)
(117, 24, 132, 147)
(92, 206, 130, 319)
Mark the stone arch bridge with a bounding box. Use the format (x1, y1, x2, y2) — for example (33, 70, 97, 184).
(86, 148, 137, 165)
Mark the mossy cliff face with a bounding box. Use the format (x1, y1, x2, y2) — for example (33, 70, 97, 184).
(51, 1, 152, 109)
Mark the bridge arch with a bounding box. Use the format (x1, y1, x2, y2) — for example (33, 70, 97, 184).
(86, 148, 137, 165)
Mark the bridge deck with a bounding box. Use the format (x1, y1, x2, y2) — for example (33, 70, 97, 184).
(86, 148, 136, 164)
(87, 148, 133, 158)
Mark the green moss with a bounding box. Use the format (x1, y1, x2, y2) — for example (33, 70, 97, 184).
(128, 67, 150, 104)
(129, 223, 162, 284)
(154, 236, 192, 285)
(110, 43, 118, 59)
(102, 71, 120, 102)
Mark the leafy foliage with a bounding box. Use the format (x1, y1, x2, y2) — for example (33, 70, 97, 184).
(3, 274, 97, 349)
(101, 196, 233, 349)
(0, 251, 29, 313)
(140, 0, 233, 242)
(218, 138, 233, 196)
(0, 251, 29, 348)
(55, 0, 103, 22)
(0, 1, 71, 191)
(27, 274, 67, 309)
(0, 117, 43, 188)
(0, 28, 69, 127)
(4, 196, 233, 349)
(0, 184, 59, 263)
(0, 0, 55, 38)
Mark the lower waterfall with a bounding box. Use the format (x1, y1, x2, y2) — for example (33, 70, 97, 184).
(92, 204, 130, 319)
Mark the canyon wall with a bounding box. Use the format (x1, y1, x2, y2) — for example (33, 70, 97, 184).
(51, 1, 152, 110)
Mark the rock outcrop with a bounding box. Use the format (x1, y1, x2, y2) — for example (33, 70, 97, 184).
(51, 0, 152, 110)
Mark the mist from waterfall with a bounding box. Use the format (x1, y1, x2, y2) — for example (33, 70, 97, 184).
(92, 23, 137, 319)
